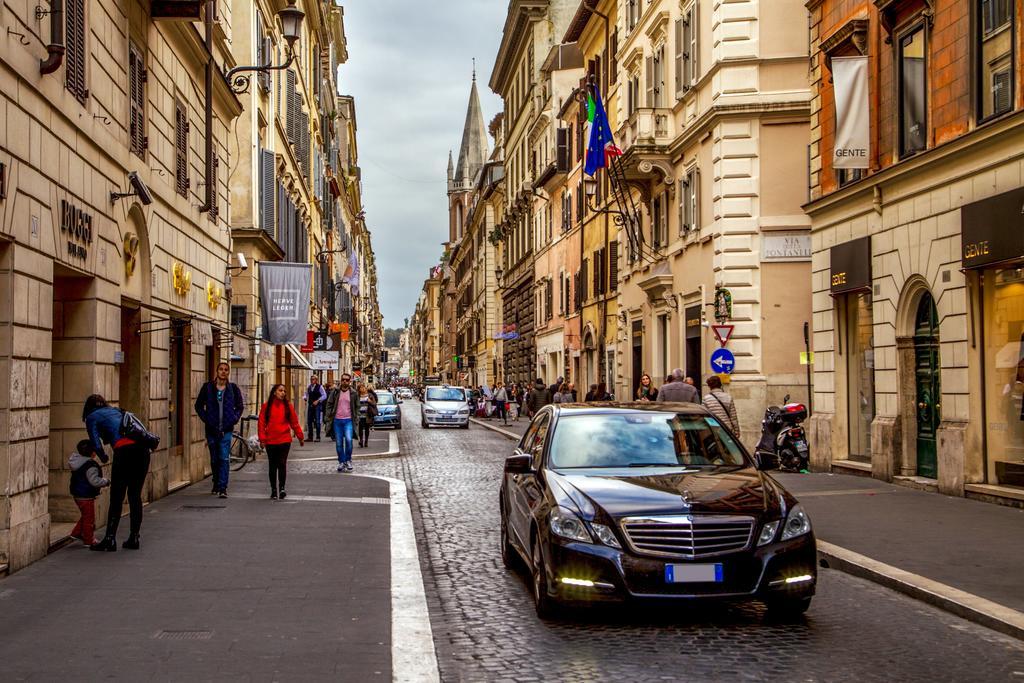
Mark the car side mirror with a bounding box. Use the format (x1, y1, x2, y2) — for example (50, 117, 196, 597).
(754, 451, 779, 471)
(504, 453, 533, 474)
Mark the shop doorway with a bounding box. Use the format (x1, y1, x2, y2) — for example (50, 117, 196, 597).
(914, 292, 940, 478)
(631, 320, 643, 398)
(167, 319, 189, 488)
(119, 303, 143, 416)
(685, 305, 702, 392)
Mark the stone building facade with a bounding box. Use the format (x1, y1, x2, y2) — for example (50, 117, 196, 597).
(0, 1, 240, 570)
(806, 0, 1024, 507)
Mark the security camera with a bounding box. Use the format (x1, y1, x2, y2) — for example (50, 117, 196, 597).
(236, 253, 248, 271)
(128, 171, 153, 206)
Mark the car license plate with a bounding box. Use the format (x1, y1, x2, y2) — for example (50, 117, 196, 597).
(665, 564, 723, 583)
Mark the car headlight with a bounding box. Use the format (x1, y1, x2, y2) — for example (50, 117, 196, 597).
(780, 503, 811, 541)
(589, 523, 621, 549)
(549, 507, 592, 543)
(757, 520, 780, 546)
(424, 408, 436, 414)
(458, 408, 469, 414)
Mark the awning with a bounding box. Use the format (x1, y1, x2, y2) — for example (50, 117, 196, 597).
(285, 344, 314, 370)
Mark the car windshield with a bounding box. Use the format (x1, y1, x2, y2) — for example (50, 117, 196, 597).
(426, 387, 465, 402)
(549, 413, 749, 469)
(374, 392, 396, 405)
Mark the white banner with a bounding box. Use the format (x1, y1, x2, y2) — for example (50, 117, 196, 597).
(312, 351, 340, 371)
(832, 56, 870, 170)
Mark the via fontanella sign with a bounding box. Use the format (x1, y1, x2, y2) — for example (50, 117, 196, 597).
(60, 199, 93, 259)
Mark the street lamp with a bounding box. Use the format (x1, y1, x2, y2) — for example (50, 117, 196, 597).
(495, 266, 504, 288)
(225, 1, 305, 94)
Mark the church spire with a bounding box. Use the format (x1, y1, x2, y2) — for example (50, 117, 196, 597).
(453, 64, 489, 190)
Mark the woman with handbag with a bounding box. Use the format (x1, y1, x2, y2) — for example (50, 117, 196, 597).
(258, 384, 304, 500)
(357, 385, 378, 447)
(83, 394, 151, 552)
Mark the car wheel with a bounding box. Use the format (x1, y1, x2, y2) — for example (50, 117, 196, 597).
(765, 596, 811, 620)
(460, 421, 469, 430)
(499, 501, 515, 569)
(421, 418, 429, 429)
(531, 535, 557, 620)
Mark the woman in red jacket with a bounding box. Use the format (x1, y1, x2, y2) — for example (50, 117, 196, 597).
(258, 384, 304, 500)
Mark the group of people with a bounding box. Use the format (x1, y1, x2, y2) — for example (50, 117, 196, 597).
(70, 365, 387, 552)
(636, 369, 740, 435)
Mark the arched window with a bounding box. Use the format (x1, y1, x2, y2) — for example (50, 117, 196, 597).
(456, 203, 464, 240)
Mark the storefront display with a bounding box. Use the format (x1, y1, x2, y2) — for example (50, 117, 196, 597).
(982, 267, 1024, 486)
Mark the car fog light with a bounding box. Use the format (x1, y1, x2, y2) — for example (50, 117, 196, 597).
(785, 574, 814, 584)
(590, 523, 621, 549)
(560, 577, 595, 587)
(757, 521, 780, 546)
(780, 503, 812, 541)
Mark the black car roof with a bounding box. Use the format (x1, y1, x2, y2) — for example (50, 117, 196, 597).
(548, 402, 712, 417)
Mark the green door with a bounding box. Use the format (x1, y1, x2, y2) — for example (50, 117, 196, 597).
(914, 293, 940, 478)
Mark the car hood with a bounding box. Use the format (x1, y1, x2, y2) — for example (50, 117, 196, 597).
(376, 405, 398, 413)
(547, 468, 785, 519)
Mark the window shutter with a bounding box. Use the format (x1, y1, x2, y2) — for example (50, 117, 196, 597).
(689, 4, 699, 87)
(260, 149, 275, 236)
(675, 19, 684, 94)
(573, 271, 581, 310)
(994, 69, 1012, 115)
(556, 128, 569, 172)
(581, 258, 589, 302)
(128, 42, 147, 158)
(174, 101, 189, 197)
(286, 70, 297, 143)
(609, 240, 619, 291)
(692, 168, 700, 232)
(65, 0, 88, 103)
(645, 55, 655, 107)
(546, 280, 553, 321)
(276, 52, 282, 118)
(681, 173, 692, 234)
(258, 27, 271, 92)
(610, 29, 619, 82)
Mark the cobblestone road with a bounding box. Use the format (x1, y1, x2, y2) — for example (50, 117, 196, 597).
(291, 405, 1024, 682)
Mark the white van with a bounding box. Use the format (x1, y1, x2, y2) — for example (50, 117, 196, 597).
(421, 386, 470, 429)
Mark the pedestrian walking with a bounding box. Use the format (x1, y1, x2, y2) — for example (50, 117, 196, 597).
(548, 376, 564, 397)
(83, 394, 152, 552)
(68, 439, 110, 546)
(194, 362, 244, 498)
(493, 382, 509, 425)
(636, 373, 659, 402)
(584, 384, 599, 402)
(357, 385, 378, 447)
(568, 382, 578, 402)
(526, 378, 553, 417)
(258, 384, 304, 500)
(553, 382, 574, 403)
(304, 374, 328, 442)
(324, 373, 360, 472)
(702, 376, 740, 435)
(657, 369, 699, 403)
(597, 382, 612, 401)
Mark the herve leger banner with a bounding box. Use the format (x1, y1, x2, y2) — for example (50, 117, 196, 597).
(259, 262, 313, 344)
(832, 56, 870, 170)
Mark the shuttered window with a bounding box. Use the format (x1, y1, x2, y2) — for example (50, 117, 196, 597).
(256, 14, 271, 93)
(645, 56, 655, 107)
(609, 241, 619, 291)
(545, 279, 553, 322)
(259, 149, 275, 236)
(286, 70, 298, 143)
(680, 167, 700, 234)
(174, 100, 189, 197)
(65, 0, 88, 103)
(580, 258, 589, 303)
(556, 128, 570, 172)
(573, 271, 581, 311)
(128, 41, 147, 159)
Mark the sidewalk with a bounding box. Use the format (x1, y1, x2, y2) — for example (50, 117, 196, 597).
(469, 416, 528, 440)
(0, 469, 407, 680)
(776, 471, 1024, 638)
(290, 425, 400, 462)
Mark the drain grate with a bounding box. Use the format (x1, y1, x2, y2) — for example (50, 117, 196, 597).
(179, 505, 226, 511)
(154, 630, 213, 641)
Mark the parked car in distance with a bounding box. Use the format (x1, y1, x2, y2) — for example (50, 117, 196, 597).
(421, 386, 470, 429)
(373, 390, 402, 429)
(499, 403, 816, 620)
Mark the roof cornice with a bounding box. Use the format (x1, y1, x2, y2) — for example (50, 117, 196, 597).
(489, 0, 548, 94)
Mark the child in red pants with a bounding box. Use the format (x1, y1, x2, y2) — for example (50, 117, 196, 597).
(69, 440, 109, 545)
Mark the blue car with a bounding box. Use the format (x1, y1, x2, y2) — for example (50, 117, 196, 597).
(373, 390, 402, 429)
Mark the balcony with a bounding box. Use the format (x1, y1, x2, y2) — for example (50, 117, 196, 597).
(619, 108, 675, 152)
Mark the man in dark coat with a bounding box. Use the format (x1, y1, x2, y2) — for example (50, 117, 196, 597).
(194, 362, 244, 497)
(526, 378, 553, 417)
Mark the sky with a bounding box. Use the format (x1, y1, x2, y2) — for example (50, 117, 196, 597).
(339, 0, 506, 330)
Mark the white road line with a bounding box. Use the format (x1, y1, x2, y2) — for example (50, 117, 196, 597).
(354, 473, 440, 683)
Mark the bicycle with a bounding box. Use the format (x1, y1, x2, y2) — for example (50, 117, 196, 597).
(229, 415, 263, 471)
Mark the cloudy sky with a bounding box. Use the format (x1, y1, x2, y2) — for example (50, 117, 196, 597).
(339, 0, 506, 329)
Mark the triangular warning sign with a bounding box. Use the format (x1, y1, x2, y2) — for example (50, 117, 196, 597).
(712, 324, 734, 347)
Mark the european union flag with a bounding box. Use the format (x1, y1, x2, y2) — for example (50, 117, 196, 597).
(584, 86, 622, 177)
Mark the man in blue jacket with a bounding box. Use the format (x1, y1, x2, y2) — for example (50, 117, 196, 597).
(194, 362, 244, 498)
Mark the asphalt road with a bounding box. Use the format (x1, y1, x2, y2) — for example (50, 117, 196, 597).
(310, 401, 1024, 683)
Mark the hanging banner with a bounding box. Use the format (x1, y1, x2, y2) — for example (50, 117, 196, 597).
(259, 262, 312, 344)
(831, 56, 870, 170)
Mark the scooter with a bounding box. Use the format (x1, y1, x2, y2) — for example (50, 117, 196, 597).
(755, 394, 810, 472)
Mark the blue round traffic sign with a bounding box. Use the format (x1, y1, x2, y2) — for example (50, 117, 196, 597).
(710, 348, 736, 375)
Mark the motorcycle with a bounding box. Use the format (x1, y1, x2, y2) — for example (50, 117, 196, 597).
(755, 394, 810, 472)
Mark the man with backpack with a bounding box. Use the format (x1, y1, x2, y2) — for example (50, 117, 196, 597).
(194, 362, 244, 498)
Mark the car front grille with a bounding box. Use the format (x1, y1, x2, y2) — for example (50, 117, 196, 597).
(619, 515, 754, 559)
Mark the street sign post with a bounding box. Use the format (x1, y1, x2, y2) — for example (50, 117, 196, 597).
(710, 347, 736, 375)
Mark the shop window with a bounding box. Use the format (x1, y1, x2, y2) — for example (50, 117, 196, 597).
(844, 291, 875, 462)
(977, 0, 1015, 121)
(982, 267, 1024, 487)
(898, 26, 927, 157)
(837, 168, 864, 188)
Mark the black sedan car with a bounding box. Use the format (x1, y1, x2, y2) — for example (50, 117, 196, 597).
(499, 403, 816, 619)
